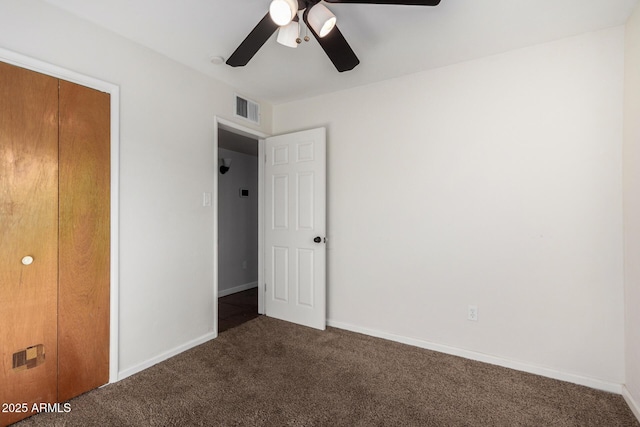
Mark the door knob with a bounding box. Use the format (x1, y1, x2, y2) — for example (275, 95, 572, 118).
(314, 236, 322, 243)
(21, 256, 34, 266)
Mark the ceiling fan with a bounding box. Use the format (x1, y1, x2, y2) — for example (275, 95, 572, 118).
(226, 0, 441, 72)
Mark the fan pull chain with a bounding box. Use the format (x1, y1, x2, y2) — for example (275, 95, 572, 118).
(295, 11, 303, 44)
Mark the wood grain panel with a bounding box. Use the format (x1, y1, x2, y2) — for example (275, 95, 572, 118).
(57, 81, 110, 402)
(0, 61, 59, 427)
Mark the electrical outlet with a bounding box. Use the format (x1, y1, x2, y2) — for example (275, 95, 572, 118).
(468, 305, 478, 321)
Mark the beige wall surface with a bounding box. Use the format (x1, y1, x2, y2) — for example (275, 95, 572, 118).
(624, 0, 640, 417)
(275, 27, 626, 387)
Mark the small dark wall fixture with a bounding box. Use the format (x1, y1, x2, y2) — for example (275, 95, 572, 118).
(220, 158, 232, 174)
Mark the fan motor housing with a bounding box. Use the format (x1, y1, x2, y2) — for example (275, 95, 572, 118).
(298, 0, 321, 10)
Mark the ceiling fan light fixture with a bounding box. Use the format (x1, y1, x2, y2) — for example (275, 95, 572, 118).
(269, 0, 298, 26)
(307, 3, 336, 38)
(276, 20, 300, 48)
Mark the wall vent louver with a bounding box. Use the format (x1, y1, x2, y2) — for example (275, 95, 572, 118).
(234, 94, 260, 124)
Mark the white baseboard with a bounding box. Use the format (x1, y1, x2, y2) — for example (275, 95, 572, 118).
(623, 386, 640, 422)
(117, 331, 217, 381)
(326, 319, 622, 394)
(218, 281, 258, 298)
(115, 281, 258, 383)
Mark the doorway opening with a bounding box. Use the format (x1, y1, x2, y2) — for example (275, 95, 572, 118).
(214, 119, 327, 332)
(215, 120, 266, 333)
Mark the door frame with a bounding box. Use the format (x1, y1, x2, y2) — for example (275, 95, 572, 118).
(0, 47, 121, 384)
(214, 117, 268, 333)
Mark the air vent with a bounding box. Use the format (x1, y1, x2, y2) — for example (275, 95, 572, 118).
(234, 94, 260, 124)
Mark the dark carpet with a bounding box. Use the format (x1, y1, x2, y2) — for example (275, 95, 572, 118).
(15, 316, 639, 426)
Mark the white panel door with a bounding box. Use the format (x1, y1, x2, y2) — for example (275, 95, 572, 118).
(265, 128, 326, 330)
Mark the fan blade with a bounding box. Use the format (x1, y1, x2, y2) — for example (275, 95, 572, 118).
(226, 13, 279, 67)
(303, 13, 359, 72)
(325, 0, 440, 5)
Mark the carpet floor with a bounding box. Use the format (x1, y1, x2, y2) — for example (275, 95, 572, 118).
(14, 316, 639, 426)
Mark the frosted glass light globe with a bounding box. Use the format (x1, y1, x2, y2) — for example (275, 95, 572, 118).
(269, 0, 298, 26)
(308, 3, 336, 38)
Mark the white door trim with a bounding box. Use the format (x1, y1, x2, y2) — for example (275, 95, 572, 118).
(0, 47, 121, 384)
(213, 117, 269, 334)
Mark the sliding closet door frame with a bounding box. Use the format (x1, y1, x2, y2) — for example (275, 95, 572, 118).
(0, 48, 121, 384)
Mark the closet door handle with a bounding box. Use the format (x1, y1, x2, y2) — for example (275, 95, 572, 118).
(21, 256, 34, 265)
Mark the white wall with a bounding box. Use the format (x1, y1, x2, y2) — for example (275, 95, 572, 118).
(217, 147, 259, 295)
(624, 1, 640, 417)
(0, 0, 272, 376)
(274, 27, 625, 386)
(0, 0, 632, 398)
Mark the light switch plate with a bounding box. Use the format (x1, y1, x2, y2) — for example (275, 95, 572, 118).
(203, 192, 212, 207)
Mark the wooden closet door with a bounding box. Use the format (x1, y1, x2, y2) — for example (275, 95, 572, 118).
(58, 81, 110, 402)
(0, 62, 59, 426)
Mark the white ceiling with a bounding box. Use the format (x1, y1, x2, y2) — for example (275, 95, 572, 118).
(42, 0, 638, 104)
(219, 128, 259, 157)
